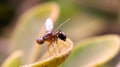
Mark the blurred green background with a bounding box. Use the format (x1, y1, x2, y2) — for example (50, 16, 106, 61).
(0, 0, 119, 67)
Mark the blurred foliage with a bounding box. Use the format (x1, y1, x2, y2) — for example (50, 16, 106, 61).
(1, 50, 23, 67)
(0, 0, 120, 67)
(60, 35, 120, 67)
(0, 2, 14, 35)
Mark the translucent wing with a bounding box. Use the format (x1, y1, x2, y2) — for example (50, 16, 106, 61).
(45, 18, 54, 32)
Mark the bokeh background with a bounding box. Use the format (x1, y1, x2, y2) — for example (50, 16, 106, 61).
(0, 0, 119, 66)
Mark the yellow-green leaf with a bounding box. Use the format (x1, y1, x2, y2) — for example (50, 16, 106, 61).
(22, 38, 74, 67)
(1, 50, 23, 67)
(60, 35, 120, 67)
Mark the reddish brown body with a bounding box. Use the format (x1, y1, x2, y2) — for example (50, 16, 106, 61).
(36, 18, 70, 54)
(36, 30, 66, 47)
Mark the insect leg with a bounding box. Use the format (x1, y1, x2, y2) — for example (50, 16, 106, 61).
(51, 43, 57, 56)
(47, 43, 51, 57)
(55, 39, 61, 53)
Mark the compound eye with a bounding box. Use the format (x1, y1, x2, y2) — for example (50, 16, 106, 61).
(58, 32, 66, 41)
(36, 38, 44, 44)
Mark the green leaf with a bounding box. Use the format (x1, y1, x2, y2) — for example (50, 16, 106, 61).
(60, 35, 120, 67)
(22, 38, 74, 67)
(1, 50, 23, 67)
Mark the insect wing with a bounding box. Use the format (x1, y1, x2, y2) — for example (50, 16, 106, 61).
(45, 18, 54, 32)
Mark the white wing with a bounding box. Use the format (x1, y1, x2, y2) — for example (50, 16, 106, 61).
(45, 18, 54, 32)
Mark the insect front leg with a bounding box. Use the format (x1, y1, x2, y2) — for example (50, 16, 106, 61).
(55, 38, 61, 53)
(47, 42, 57, 56)
(47, 43, 52, 57)
(51, 42, 57, 56)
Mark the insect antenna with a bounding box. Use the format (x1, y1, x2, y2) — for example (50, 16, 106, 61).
(55, 18, 71, 31)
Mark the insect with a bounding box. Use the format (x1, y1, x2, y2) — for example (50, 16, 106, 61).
(36, 18, 70, 54)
